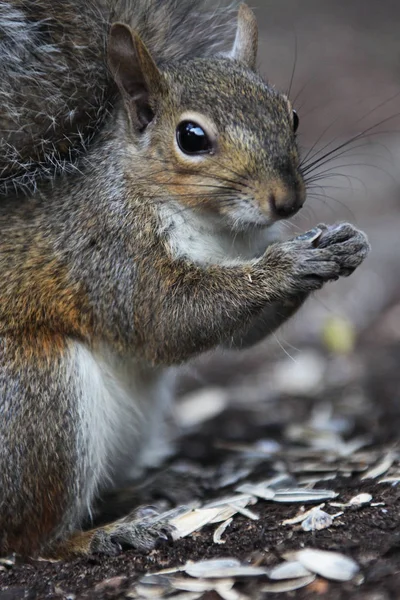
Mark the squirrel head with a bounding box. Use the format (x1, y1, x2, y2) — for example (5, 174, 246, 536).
(108, 5, 305, 231)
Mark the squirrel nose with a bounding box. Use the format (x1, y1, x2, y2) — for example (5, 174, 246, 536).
(269, 189, 303, 219)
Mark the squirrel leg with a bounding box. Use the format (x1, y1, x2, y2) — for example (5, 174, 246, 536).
(0, 333, 91, 556)
(223, 293, 308, 350)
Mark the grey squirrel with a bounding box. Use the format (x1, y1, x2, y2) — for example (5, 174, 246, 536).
(0, 0, 370, 558)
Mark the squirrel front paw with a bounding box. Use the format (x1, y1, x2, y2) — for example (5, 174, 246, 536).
(315, 223, 370, 276)
(271, 222, 370, 295)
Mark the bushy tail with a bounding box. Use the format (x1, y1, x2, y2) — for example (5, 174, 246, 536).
(0, 0, 238, 196)
(110, 0, 237, 63)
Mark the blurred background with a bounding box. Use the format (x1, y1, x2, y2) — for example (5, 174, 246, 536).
(252, 0, 400, 343)
(176, 0, 400, 433)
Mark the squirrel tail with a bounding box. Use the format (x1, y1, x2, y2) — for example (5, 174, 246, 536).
(109, 0, 238, 63)
(0, 0, 238, 196)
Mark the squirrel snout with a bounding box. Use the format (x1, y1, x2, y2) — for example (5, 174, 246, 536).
(268, 185, 304, 220)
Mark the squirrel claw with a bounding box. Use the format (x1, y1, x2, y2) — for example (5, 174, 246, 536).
(294, 227, 324, 245)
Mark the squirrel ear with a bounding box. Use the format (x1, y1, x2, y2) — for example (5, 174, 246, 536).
(230, 4, 258, 70)
(108, 23, 164, 130)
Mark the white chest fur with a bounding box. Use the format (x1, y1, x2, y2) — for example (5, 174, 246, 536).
(71, 342, 174, 498)
(158, 202, 279, 266)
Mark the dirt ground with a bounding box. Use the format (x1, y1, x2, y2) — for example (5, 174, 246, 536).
(1, 1, 400, 599)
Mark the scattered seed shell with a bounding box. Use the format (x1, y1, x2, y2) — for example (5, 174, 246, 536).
(208, 498, 260, 524)
(361, 453, 395, 480)
(135, 581, 171, 598)
(235, 483, 275, 500)
(204, 493, 257, 510)
(287, 549, 359, 582)
(228, 504, 259, 521)
(184, 558, 268, 579)
(0, 557, 15, 568)
(298, 474, 337, 485)
(273, 488, 339, 503)
(177, 388, 228, 428)
(261, 474, 297, 490)
(133, 585, 168, 598)
(379, 477, 400, 484)
(235, 483, 338, 504)
(213, 518, 233, 544)
(301, 508, 334, 531)
(261, 575, 316, 593)
(282, 504, 325, 526)
(171, 577, 234, 593)
(184, 559, 240, 576)
(138, 574, 174, 591)
(349, 493, 373, 506)
(209, 506, 242, 523)
(163, 594, 202, 600)
(272, 352, 325, 395)
(215, 584, 244, 600)
(268, 561, 313, 580)
(148, 566, 184, 576)
(170, 508, 221, 539)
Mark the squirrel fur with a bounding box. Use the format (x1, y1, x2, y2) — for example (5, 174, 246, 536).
(0, 0, 370, 557)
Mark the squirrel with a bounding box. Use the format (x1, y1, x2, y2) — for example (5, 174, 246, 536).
(0, 0, 370, 559)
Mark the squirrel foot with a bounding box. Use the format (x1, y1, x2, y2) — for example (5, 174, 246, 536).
(90, 506, 174, 556)
(54, 507, 174, 558)
(90, 522, 172, 556)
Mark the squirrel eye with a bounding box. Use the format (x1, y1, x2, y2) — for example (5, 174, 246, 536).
(292, 110, 299, 133)
(177, 121, 212, 155)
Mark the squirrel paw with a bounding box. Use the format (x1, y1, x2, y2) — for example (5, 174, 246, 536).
(314, 222, 370, 276)
(90, 507, 174, 556)
(276, 222, 370, 294)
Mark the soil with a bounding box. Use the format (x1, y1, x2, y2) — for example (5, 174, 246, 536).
(1, 302, 400, 600)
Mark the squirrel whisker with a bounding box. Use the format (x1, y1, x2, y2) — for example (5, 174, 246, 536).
(306, 192, 356, 223)
(301, 112, 400, 174)
(300, 91, 400, 168)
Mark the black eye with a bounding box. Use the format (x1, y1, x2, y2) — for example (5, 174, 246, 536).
(176, 121, 212, 155)
(292, 110, 299, 133)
